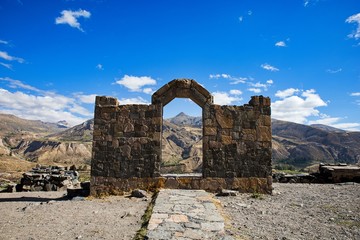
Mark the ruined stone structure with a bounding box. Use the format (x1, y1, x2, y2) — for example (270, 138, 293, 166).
(91, 79, 272, 196)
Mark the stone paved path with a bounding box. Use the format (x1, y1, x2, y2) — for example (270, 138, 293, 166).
(146, 189, 233, 240)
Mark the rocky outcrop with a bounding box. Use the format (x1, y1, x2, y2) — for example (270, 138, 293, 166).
(12, 140, 92, 165)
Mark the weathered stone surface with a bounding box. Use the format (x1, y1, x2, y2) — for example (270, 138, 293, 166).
(91, 79, 272, 195)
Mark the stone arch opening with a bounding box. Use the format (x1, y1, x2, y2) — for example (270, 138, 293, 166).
(161, 99, 203, 175)
(152, 79, 213, 177)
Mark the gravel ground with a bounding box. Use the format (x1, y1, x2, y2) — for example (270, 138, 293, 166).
(219, 183, 360, 240)
(0, 191, 148, 240)
(1, 183, 359, 240)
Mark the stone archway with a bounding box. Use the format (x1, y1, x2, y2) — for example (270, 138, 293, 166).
(152, 79, 213, 107)
(90, 78, 273, 196)
(152, 79, 212, 176)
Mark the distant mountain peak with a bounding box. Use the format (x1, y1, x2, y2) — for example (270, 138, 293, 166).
(57, 120, 69, 128)
(168, 112, 202, 127)
(175, 112, 188, 117)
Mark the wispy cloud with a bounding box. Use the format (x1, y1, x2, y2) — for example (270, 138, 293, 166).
(96, 64, 103, 70)
(275, 41, 286, 47)
(0, 79, 93, 126)
(55, 9, 91, 32)
(247, 79, 274, 93)
(309, 115, 360, 132)
(142, 88, 154, 94)
(0, 40, 9, 45)
(119, 97, 149, 105)
(248, 88, 261, 93)
(0, 77, 41, 92)
(261, 63, 279, 72)
(75, 93, 97, 104)
(326, 68, 342, 74)
(304, 0, 310, 7)
(209, 73, 248, 84)
(272, 88, 327, 124)
(346, 13, 360, 39)
(275, 88, 300, 99)
(0, 62, 12, 70)
(351, 92, 360, 106)
(0, 51, 24, 63)
(212, 91, 242, 105)
(229, 89, 242, 95)
(115, 75, 157, 93)
(238, 10, 252, 23)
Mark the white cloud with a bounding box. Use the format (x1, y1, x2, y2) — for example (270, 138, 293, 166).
(275, 41, 286, 47)
(55, 9, 91, 32)
(0, 40, 8, 45)
(248, 10, 252, 16)
(209, 73, 247, 84)
(238, 16, 243, 22)
(119, 97, 149, 105)
(76, 94, 97, 104)
(212, 91, 242, 105)
(142, 88, 154, 94)
(275, 88, 300, 98)
(250, 82, 267, 88)
(248, 88, 261, 93)
(229, 89, 242, 95)
(304, 0, 310, 7)
(346, 13, 360, 39)
(0, 79, 94, 126)
(309, 116, 360, 132)
(0, 62, 12, 70)
(261, 63, 279, 72)
(0, 51, 24, 63)
(115, 75, 157, 92)
(350, 92, 360, 96)
(267, 79, 274, 84)
(96, 64, 103, 70)
(0, 88, 91, 126)
(326, 68, 342, 73)
(0, 77, 41, 92)
(272, 89, 327, 124)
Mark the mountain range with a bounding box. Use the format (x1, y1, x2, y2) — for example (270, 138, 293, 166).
(0, 112, 359, 180)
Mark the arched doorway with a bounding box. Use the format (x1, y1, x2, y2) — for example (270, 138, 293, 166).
(152, 79, 213, 177)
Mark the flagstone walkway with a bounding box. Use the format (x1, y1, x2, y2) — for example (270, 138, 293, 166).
(146, 189, 233, 240)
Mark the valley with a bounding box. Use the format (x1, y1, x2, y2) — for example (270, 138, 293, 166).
(0, 112, 359, 183)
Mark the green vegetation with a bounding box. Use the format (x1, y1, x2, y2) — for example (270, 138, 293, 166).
(250, 192, 264, 200)
(134, 191, 158, 240)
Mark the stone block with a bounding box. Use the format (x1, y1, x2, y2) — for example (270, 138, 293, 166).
(256, 126, 271, 142)
(204, 127, 217, 136)
(215, 110, 233, 129)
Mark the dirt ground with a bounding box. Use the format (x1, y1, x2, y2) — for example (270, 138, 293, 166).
(0, 191, 148, 240)
(1, 183, 359, 240)
(219, 183, 360, 240)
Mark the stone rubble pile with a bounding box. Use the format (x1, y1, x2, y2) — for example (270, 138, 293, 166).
(17, 165, 79, 192)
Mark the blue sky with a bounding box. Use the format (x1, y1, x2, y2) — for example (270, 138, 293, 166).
(0, 0, 360, 130)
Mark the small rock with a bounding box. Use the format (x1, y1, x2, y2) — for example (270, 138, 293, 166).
(216, 189, 238, 197)
(131, 189, 148, 198)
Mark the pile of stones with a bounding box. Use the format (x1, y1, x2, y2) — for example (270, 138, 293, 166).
(17, 165, 79, 192)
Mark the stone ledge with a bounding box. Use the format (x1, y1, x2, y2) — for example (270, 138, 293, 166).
(90, 176, 272, 197)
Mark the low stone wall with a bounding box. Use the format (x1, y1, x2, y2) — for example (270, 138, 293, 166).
(90, 176, 272, 196)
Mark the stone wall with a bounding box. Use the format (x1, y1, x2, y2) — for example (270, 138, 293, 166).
(92, 97, 162, 178)
(91, 79, 272, 196)
(203, 96, 272, 178)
